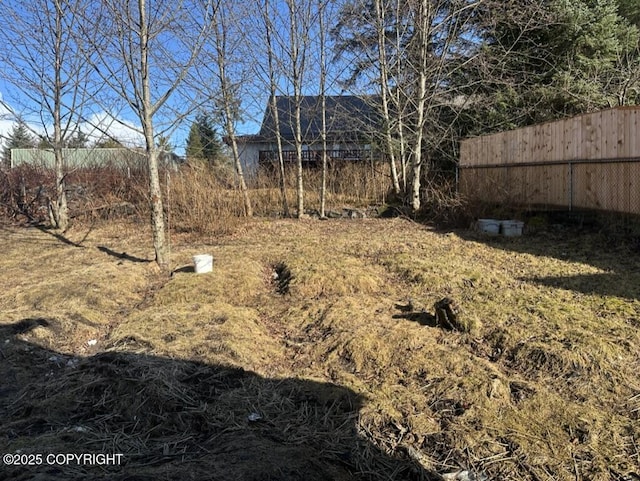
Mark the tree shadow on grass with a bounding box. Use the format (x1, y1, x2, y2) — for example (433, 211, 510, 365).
(34, 224, 90, 248)
(0, 320, 436, 481)
(1, 224, 153, 264)
(392, 303, 438, 327)
(171, 264, 195, 274)
(519, 272, 640, 300)
(97, 245, 152, 264)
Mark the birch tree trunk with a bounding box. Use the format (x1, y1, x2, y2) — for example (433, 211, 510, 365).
(212, 4, 253, 217)
(260, 0, 289, 216)
(394, 0, 409, 192)
(138, 0, 168, 268)
(50, 0, 69, 231)
(409, 0, 430, 212)
(374, 0, 401, 197)
(286, 0, 305, 219)
(318, 0, 328, 218)
(411, 0, 433, 212)
(84, 0, 215, 269)
(271, 95, 290, 217)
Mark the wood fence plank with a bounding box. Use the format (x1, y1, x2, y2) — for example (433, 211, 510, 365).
(628, 109, 640, 158)
(458, 106, 640, 215)
(581, 111, 599, 160)
(459, 139, 469, 166)
(570, 116, 581, 160)
(516, 127, 527, 164)
(601, 109, 618, 159)
(551, 120, 562, 162)
(563, 117, 572, 160)
(533, 124, 541, 164)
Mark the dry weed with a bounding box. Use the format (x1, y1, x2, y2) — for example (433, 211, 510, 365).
(253, 161, 389, 214)
(1, 218, 639, 480)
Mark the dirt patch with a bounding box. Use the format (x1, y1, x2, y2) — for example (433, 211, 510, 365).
(271, 261, 294, 295)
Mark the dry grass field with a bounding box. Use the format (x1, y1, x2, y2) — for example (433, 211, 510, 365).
(1, 216, 639, 480)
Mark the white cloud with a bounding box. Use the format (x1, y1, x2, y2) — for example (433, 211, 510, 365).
(0, 90, 150, 150)
(0, 98, 145, 149)
(80, 112, 145, 147)
(0, 93, 16, 148)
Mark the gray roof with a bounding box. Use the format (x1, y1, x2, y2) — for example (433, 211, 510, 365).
(258, 95, 381, 142)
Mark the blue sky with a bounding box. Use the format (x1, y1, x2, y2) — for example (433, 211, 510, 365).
(0, 0, 362, 155)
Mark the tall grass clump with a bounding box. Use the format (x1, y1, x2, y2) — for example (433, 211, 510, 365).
(252, 160, 390, 214)
(1, 157, 468, 233)
(166, 162, 244, 236)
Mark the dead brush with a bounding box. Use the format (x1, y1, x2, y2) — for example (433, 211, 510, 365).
(418, 176, 470, 227)
(0, 346, 394, 480)
(65, 165, 149, 222)
(165, 163, 244, 236)
(0, 164, 54, 223)
(252, 160, 390, 213)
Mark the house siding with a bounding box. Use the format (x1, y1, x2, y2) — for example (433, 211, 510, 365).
(9, 148, 183, 171)
(9, 148, 146, 170)
(236, 142, 263, 177)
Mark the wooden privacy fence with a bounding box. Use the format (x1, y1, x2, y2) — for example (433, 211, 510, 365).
(458, 106, 640, 215)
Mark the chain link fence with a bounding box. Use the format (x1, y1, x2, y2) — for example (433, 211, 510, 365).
(458, 108, 640, 216)
(458, 157, 640, 215)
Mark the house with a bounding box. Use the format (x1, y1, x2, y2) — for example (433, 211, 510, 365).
(234, 95, 382, 174)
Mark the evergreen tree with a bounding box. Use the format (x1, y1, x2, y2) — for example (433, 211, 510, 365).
(67, 129, 88, 148)
(3, 122, 35, 166)
(186, 115, 223, 164)
(335, 0, 640, 178)
(185, 121, 204, 161)
(37, 137, 54, 149)
(619, 0, 640, 28)
(549, 0, 639, 111)
(196, 114, 222, 165)
(457, 0, 639, 137)
(94, 137, 123, 148)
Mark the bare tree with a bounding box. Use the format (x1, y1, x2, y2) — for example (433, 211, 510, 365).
(263, 1, 291, 217)
(392, 0, 411, 192)
(405, 0, 484, 211)
(333, 0, 409, 196)
(407, 0, 431, 211)
(373, 0, 402, 196)
(318, 0, 329, 218)
(82, 0, 216, 268)
(208, 2, 253, 217)
(334, 0, 485, 211)
(285, 0, 309, 218)
(0, 0, 92, 231)
(247, 0, 292, 217)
